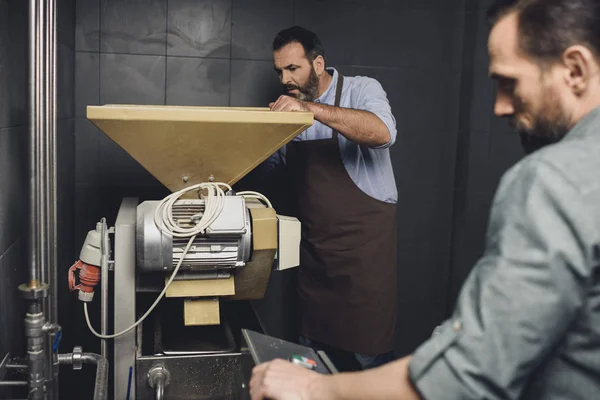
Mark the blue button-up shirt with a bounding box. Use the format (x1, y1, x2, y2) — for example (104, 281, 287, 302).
(409, 107, 600, 399)
(266, 68, 398, 204)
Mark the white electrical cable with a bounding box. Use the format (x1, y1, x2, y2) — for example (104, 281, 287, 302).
(236, 191, 273, 208)
(84, 182, 232, 339)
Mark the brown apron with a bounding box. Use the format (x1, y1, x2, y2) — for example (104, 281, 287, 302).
(286, 74, 397, 355)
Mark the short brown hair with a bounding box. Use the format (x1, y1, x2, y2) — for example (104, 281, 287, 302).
(487, 0, 600, 64)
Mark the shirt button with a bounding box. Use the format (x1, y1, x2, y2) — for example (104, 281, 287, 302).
(453, 320, 462, 332)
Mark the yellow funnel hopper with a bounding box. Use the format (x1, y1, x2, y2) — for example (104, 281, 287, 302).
(86, 105, 313, 192)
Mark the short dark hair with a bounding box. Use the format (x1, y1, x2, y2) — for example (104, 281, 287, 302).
(487, 0, 600, 64)
(272, 26, 325, 61)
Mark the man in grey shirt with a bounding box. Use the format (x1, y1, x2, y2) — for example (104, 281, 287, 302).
(248, 0, 600, 399)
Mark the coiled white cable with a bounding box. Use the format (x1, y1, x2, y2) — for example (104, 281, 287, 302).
(85, 182, 232, 339)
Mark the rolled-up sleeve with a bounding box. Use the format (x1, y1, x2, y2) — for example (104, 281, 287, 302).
(356, 77, 397, 149)
(409, 158, 595, 400)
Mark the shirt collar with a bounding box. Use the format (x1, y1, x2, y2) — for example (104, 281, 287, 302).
(314, 67, 338, 104)
(564, 105, 600, 142)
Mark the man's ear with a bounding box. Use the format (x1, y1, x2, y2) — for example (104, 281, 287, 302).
(313, 55, 326, 76)
(562, 45, 598, 96)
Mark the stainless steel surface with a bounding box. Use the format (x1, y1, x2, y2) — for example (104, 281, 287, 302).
(147, 364, 171, 400)
(47, 2, 59, 397)
(27, 0, 59, 395)
(72, 346, 83, 370)
(156, 376, 165, 400)
(114, 198, 138, 400)
(59, 350, 109, 400)
(137, 354, 245, 399)
(100, 218, 109, 359)
(137, 199, 252, 272)
(28, 0, 39, 287)
(81, 353, 109, 400)
(137, 201, 171, 272)
(24, 302, 45, 400)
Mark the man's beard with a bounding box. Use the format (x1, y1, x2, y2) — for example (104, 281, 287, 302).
(512, 87, 571, 154)
(284, 67, 320, 101)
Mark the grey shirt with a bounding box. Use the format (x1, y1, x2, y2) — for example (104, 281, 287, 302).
(266, 68, 398, 203)
(409, 107, 600, 400)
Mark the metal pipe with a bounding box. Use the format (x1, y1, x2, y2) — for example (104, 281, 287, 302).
(27, 0, 39, 287)
(101, 220, 108, 358)
(6, 364, 28, 370)
(0, 381, 28, 387)
(59, 352, 108, 400)
(25, 302, 46, 400)
(155, 374, 165, 400)
(47, 0, 59, 396)
(46, 0, 58, 329)
(82, 354, 109, 400)
(36, 0, 45, 292)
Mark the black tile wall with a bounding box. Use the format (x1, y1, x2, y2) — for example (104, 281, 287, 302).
(167, 0, 231, 58)
(231, 0, 294, 60)
(99, 53, 166, 105)
(166, 56, 230, 106)
(100, 0, 167, 55)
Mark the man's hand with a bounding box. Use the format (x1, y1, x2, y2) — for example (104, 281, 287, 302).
(269, 95, 311, 112)
(249, 359, 329, 400)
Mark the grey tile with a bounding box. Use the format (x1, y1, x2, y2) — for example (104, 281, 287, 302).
(57, 190, 75, 272)
(58, 119, 76, 199)
(231, 0, 293, 60)
(472, 7, 492, 71)
(488, 127, 524, 184)
(75, 0, 100, 52)
(58, 44, 75, 120)
(293, 0, 357, 66)
(0, 240, 26, 357)
(167, 0, 231, 58)
(166, 57, 230, 106)
(395, 67, 461, 134)
(468, 69, 495, 133)
(464, 129, 493, 196)
(490, 107, 517, 137)
(75, 118, 104, 184)
(449, 187, 494, 305)
(0, 0, 27, 128)
(75, 51, 100, 118)
(0, 126, 27, 256)
(101, 0, 167, 55)
(230, 60, 282, 107)
(395, 181, 455, 353)
(355, 0, 464, 10)
(355, 6, 464, 70)
(100, 53, 166, 105)
(334, 65, 353, 77)
(59, 0, 76, 49)
(74, 184, 169, 250)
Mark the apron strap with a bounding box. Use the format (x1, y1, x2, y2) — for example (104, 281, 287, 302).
(332, 74, 344, 140)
